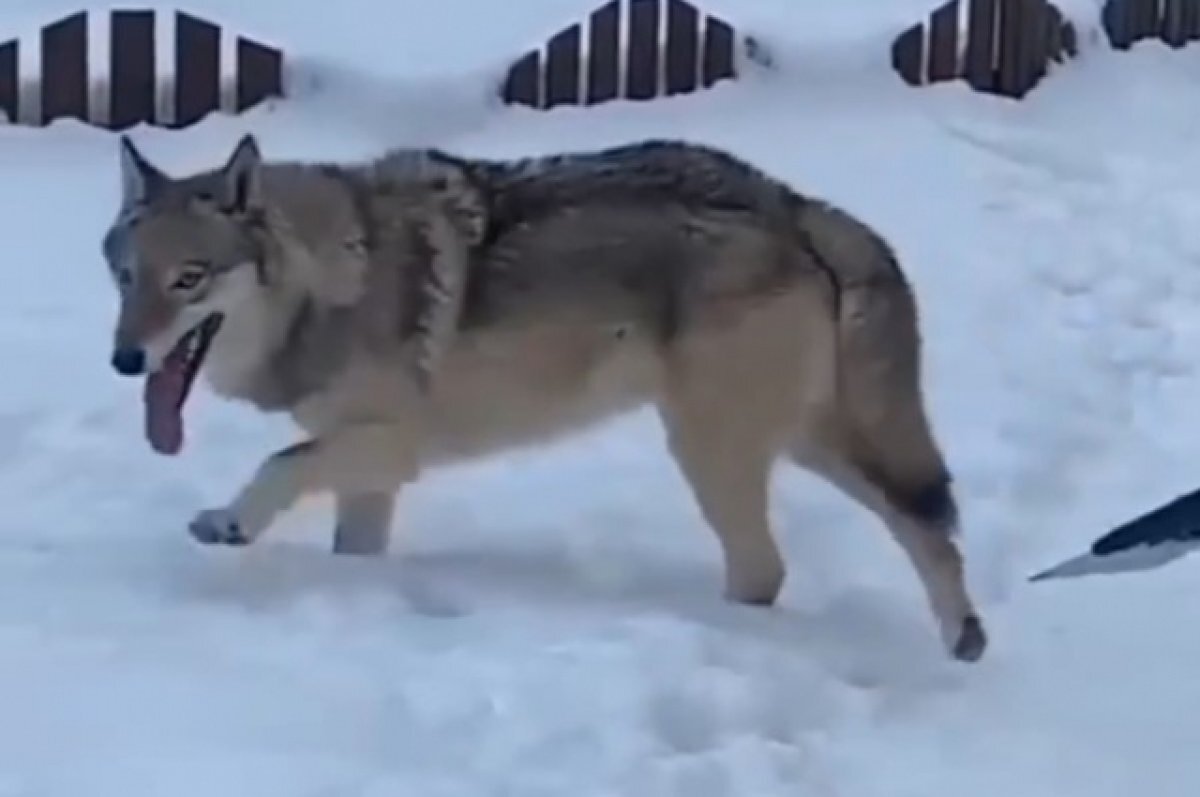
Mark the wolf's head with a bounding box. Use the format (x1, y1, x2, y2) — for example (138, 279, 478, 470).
(101, 133, 267, 456)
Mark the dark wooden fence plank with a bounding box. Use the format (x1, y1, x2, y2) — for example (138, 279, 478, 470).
(1045, 3, 1060, 61)
(1045, 3, 1066, 62)
(891, 24, 925, 85)
(1020, 0, 1048, 93)
(1121, 0, 1145, 44)
(586, 0, 620, 104)
(1132, 0, 1161, 40)
(1183, 0, 1200, 41)
(965, 0, 997, 90)
(544, 23, 582, 108)
(1102, 0, 1135, 48)
(236, 36, 282, 112)
(701, 15, 735, 87)
(41, 12, 88, 125)
(0, 40, 16, 124)
(110, 10, 156, 129)
(174, 12, 220, 127)
(1162, 0, 1189, 45)
(1185, 0, 1200, 41)
(626, 0, 660, 99)
(996, 0, 1026, 96)
(928, 0, 961, 82)
(1061, 13, 1078, 55)
(665, 0, 700, 95)
(503, 51, 540, 106)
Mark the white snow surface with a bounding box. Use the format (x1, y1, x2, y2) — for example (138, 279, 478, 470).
(0, 0, 1198, 794)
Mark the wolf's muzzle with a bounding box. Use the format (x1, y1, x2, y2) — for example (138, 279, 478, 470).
(111, 347, 147, 377)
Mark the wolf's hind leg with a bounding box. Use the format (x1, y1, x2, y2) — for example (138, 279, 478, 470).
(789, 439, 987, 663)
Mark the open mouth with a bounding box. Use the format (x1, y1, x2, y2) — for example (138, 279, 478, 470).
(143, 313, 223, 456)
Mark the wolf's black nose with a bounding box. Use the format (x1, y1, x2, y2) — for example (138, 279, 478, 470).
(110, 347, 146, 376)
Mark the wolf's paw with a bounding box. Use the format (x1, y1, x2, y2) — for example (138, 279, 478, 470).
(188, 508, 250, 547)
(950, 616, 988, 663)
(723, 557, 785, 608)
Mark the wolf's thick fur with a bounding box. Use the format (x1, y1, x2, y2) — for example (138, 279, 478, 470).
(102, 135, 986, 662)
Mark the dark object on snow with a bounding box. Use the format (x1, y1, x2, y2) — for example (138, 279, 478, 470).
(1030, 485, 1200, 582)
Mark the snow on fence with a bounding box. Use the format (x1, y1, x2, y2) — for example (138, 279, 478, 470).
(0, 0, 1198, 131)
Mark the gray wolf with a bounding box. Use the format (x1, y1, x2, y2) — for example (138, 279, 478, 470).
(100, 133, 987, 662)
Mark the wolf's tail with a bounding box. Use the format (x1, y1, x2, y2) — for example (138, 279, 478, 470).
(796, 200, 959, 533)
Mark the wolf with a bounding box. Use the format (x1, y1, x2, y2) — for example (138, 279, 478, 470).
(100, 133, 987, 662)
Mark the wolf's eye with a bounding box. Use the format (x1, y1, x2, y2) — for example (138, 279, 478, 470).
(171, 261, 210, 292)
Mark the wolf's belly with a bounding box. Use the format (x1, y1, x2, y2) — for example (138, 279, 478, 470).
(421, 322, 662, 464)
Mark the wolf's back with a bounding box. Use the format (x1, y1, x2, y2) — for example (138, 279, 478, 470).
(458, 139, 799, 236)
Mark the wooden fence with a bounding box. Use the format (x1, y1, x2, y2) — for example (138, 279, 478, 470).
(891, 0, 1078, 99)
(1102, 0, 1200, 48)
(0, 9, 282, 129)
(892, 0, 1200, 99)
(1, 0, 1199, 132)
(499, 0, 743, 110)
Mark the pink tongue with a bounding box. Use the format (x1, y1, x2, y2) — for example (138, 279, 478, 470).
(144, 365, 185, 456)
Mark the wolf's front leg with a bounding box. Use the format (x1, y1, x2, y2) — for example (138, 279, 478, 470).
(188, 424, 418, 548)
(332, 491, 398, 555)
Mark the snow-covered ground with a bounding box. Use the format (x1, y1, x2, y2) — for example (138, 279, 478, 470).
(0, 0, 1198, 794)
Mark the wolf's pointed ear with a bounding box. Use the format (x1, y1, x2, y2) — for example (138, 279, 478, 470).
(219, 133, 264, 215)
(119, 134, 166, 207)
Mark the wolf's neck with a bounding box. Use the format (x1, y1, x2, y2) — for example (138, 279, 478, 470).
(203, 287, 299, 407)
(208, 288, 356, 413)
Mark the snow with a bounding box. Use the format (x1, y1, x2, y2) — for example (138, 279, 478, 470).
(0, 0, 1198, 794)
